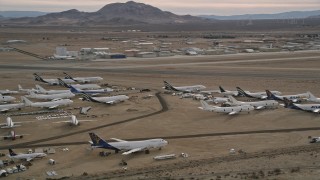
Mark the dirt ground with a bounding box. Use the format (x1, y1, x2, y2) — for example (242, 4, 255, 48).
(0, 27, 320, 179)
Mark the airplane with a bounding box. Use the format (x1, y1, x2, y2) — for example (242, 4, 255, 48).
(206, 97, 230, 104)
(18, 85, 40, 94)
(0, 89, 18, 95)
(58, 78, 101, 90)
(0, 103, 24, 113)
(163, 81, 206, 93)
(26, 91, 75, 100)
(219, 86, 240, 96)
(226, 96, 279, 110)
(283, 97, 320, 113)
(33, 73, 75, 85)
(8, 149, 46, 162)
(306, 92, 320, 103)
(199, 100, 254, 115)
(309, 136, 320, 143)
(236, 87, 281, 100)
(81, 93, 129, 104)
(36, 85, 71, 94)
(1, 130, 28, 140)
(0, 117, 22, 129)
(21, 96, 73, 109)
(63, 72, 103, 83)
(88, 132, 168, 155)
(0, 94, 16, 103)
(53, 115, 95, 126)
(266, 90, 309, 102)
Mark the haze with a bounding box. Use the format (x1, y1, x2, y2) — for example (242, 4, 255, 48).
(1, 0, 319, 15)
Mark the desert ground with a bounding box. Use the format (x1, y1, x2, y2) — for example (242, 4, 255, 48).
(0, 27, 320, 179)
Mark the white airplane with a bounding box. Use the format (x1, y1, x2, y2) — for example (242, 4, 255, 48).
(0, 89, 18, 95)
(199, 100, 254, 115)
(18, 85, 40, 94)
(58, 78, 101, 90)
(266, 90, 309, 102)
(36, 85, 71, 95)
(63, 72, 103, 83)
(8, 149, 46, 162)
(306, 92, 320, 103)
(82, 93, 129, 104)
(219, 86, 240, 96)
(1, 130, 28, 140)
(89, 132, 168, 155)
(58, 78, 112, 95)
(21, 96, 73, 109)
(0, 103, 24, 113)
(33, 73, 75, 85)
(236, 87, 281, 100)
(26, 91, 75, 100)
(309, 136, 320, 143)
(53, 115, 95, 126)
(163, 81, 206, 93)
(226, 96, 279, 110)
(0, 117, 22, 129)
(0, 94, 15, 103)
(207, 97, 229, 104)
(283, 97, 320, 113)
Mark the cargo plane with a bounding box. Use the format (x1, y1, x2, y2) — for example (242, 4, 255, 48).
(0, 103, 24, 113)
(63, 72, 103, 83)
(236, 87, 281, 100)
(283, 97, 320, 113)
(26, 91, 75, 100)
(199, 100, 254, 115)
(0, 94, 16, 103)
(81, 93, 129, 104)
(226, 96, 279, 109)
(8, 149, 46, 162)
(53, 115, 95, 126)
(33, 73, 75, 85)
(21, 96, 73, 109)
(266, 90, 308, 102)
(1, 130, 28, 140)
(163, 81, 206, 93)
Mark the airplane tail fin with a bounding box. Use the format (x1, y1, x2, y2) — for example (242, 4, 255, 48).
(163, 81, 178, 91)
(57, 78, 71, 88)
(266, 90, 277, 100)
(88, 133, 119, 151)
(228, 95, 238, 103)
(200, 100, 211, 110)
(63, 72, 75, 80)
(9, 149, 17, 156)
(81, 93, 97, 102)
(35, 84, 46, 92)
(283, 97, 294, 108)
(21, 96, 33, 106)
(307, 91, 316, 100)
(71, 115, 79, 125)
(236, 87, 252, 98)
(219, 86, 226, 93)
(18, 85, 23, 91)
(33, 73, 47, 83)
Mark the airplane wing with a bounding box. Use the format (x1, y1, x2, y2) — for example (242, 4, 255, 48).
(110, 138, 127, 142)
(26, 157, 34, 162)
(122, 147, 143, 155)
(228, 111, 239, 115)
(255, 106, 265, 110)
(48, 105, 59, 109)
(0, 108, 9, 112)
(106, 101, 115, 105)
(313, 109, 320, 113)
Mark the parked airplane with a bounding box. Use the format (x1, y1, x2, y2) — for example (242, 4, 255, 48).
(18, 85, 40, 94)
(26, 91, 75, 100)
(21, 96, 73, 109)
(309, 136, 320, 143)
(0, 89, 18, 95)
(8, 149, 46, 162)
(63, 72, 103, 83)
(58, 78, 101, 90)
(1, 130, 28, 140)
(306, 92, 320, 103)
(266, 90, 308, 102)
(0, 117, 22, 129)
(163, 81, 206, 93)
(89, 132, 168, 155)
(0, 103, 24, 113)
(283, 97, 320, 113)
(0, 94, 15, 103)
(33, 73, 75, 85)
(82, 93, 129, 104)
(36, 85, 71, 95)
(207, 97, 229, 104)
(226, 96, 279, 109)
(53, 115, 95, 126)
(219, 86, 240, 96)
(199, 100, 254, 115)
(236, 87, 281, 99)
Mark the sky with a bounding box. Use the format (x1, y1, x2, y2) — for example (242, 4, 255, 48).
(0, 0, 320, 15)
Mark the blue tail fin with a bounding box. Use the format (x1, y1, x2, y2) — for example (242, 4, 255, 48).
(57, 78, 70, 88)
(89, 133, 119, 151)
(63, 72, 76, 81)
(236, 87, 253, 98)
(33, 73, 47, 83)
(219, 86, 226, 93)
(9, 149, 17, 156)
(266, 90, 278, 100)
(163, 81, 179, 91)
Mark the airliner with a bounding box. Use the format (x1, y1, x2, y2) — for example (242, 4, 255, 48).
(36, 85, 71, 94)
(33, 73, 75, 85)
(226, 96, 279, 109)
(18, 85, 40, 94)
(199, 100, 254, 115)
(0, 94, 16, 103)
(58, 78, 101, 90)
(0, 103, 24, 113)
(219, 86, 240, 96)
(283, 97, 320, 113)
(26, 91, 75, 100)
(63, 72, 103, 83)
(163, 81, 206, 93)
(0, 89, 18, 95)
(306, 92, 320, 103)
(309, 136, 320, 143)
(82, 93, 129, 104)
(89, 132, 168, 155)
(8, 149, 46, 162)
(207, 97, 230, 104)
(0, 117, 22, 129)
(53, 115, 95, 126)
(266, 90, 309, 102)
(1, 130, 28, 140)
(236, 87, 281, 99)
(21, 96, 73, 109)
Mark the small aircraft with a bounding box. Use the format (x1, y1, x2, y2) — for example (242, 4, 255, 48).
(1, 130, 28, 140)
(58, 78, 101, 90)
(163, 81, 206, 93)
(63, 72, 103, 83)
(36, 85, 71, 94)
(88, 132, 168, 155)
(18, 85, 40, 94)
(306, 92, 320, 103)
(0, 94, 16, 103)
(33, 73, 75, 85)
(0, 117, 22, 129)
(0, 103, 24, 113)
(283, 97, 320, 113)
(236, 87, 281, 100)
(8, 149, 46, 162)
(0, 89, 18, 95)
(266, 90, 309, 102)
(53, 115, 95, 126)
(309, 136, 320, 143)
(26, 91, 75, 100)
(21, 96, 73, 109)
(199, 100, 254, 115)
(226, 96, 279, 110)
(81, 93, 129, 104)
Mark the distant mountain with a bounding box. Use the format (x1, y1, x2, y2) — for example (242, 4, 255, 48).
(2, 1, 207, 25)
(0, 11, 48, 18)
(200, 10, 320, 20)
